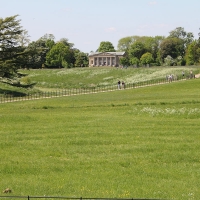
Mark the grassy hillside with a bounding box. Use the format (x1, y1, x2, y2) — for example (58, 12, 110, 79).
(1, 66, 199, 97)
(19, 66, 200, 89)
(1, 77, 200, 199)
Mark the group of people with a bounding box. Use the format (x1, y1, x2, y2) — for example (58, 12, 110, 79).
(166, 74, 175, 82)
(166, 70, 195, 82)
(182, 70, 195, 79)
(190, 70, 195, 79)
(117, 80, 125, 89)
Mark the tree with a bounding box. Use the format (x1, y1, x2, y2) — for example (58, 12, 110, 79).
(59, 38, 74, 48)
(117, 36, 134, 51)
(45, 39, 55, 50)
(22, 34, 57, 69)
(74, 51, 89, 67)
(117, 35, 164, 66)
(159, 37, 184, 61)
(168, 27, 194, 48)
(24, 40, 46, 69)
(12, 30, 31, 69)
(185, 41, 200, 65)
(45, 42, 73, 68)
(164, 55, 175, 66)
(23, 35, 54, 69)
(39, 33, 55, 50)
(169, 27, 187, 39)
(128, 41, 147, 60)
(98, 41, 115, 52)
(142, 36, 164, 62)
(17, 29, 30, 47)
(140, 52, 154, 65)
(129, 57, 140, 66)
(119, 57, 129, 67)
(0, 15, 24, 77)
(117, 36, 147, 52)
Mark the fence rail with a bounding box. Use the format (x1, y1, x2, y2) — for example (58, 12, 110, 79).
(0, 76, 186, 104)
(0, 196, 164, 200)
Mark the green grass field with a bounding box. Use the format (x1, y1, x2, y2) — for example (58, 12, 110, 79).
(18, 66, 200, 89)
(1, 67, 200, 200)
(1, 66, 199, 98)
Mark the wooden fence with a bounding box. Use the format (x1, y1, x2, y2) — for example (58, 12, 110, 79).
(0, 76, 185, 104)
(0, 196, 165, 200)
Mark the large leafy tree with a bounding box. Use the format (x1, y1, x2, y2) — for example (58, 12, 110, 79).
(140, 52, 154, 65)
(24, 40, 47, 69)
(168, 27, 194, 57)
(59, 38, 74, 48)
(168, 27, 194, 45)
(117, 36, 134, 51)
(169, 27, 187, 39)
(129, 57, 140, 66)
(74, 50, 88, 67)
(23, 34, 55, 69)
(117, 35, 164, 66)
(141, 36, 164, 61)
(128, 41, 147, 60)
(45, 42, 74, 68)
(0, 15, 24, 77)
(41, 34, 55, 50)
(117, 36, 144, 52)
(98, 41, 115, 52)
(119, 57, 129, 66)
(185, 41, 200, 65)
(159, 37, 184, 61)
(58, 38, 76, 67)
(118, 35, 164, 56)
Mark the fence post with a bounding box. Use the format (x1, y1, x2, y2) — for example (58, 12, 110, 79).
(28, 195, 30, 200)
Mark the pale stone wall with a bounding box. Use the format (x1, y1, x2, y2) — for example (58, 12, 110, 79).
(88, 52, 126, 67)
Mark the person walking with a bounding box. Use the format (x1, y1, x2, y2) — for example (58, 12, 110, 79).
(117, 80, 121, 89)
(122, 81, 125, 89)
(190, 70, 193, 79)
(182, 71, 185, 78)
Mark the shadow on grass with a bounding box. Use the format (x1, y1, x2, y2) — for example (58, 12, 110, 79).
(0, 88, 27, 97)
(2, 81, 36, 88)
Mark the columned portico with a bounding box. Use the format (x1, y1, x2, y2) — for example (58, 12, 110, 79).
(88, 52, 126, 67)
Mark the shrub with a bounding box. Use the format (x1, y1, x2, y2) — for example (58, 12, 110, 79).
(20, 76, 31, 84)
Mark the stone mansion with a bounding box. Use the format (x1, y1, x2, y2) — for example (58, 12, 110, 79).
(88, 51, 126, 67)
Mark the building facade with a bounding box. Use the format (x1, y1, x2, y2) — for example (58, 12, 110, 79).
(88, 52, 126, 67)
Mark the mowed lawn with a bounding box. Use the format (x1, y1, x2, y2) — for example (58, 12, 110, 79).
(0, 79, 200, 200)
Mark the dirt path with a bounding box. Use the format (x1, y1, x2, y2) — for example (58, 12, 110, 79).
(195, 74, 200, 78)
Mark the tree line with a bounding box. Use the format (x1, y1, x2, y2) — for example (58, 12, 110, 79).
(1, 15, 200, 82)
(98, 27, 200, 67)
(0, 15, 89, 81)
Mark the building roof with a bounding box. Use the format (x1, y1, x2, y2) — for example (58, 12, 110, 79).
(89, 51, 126, 57)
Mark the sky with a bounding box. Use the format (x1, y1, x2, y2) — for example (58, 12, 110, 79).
(1, 0, 200, 53)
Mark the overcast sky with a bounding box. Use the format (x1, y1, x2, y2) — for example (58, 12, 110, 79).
(1, 0, 200, 53)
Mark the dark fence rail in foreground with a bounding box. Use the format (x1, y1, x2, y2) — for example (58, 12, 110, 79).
(0, 76, 189, 103)
(0, 196, 165, 200)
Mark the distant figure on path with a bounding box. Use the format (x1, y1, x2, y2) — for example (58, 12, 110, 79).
(182, 71, 185, 78)
(118, 80, 121, 89)
(122, 81, 125, 89)
(190, 70, 193, 79)
(168, 74, 172, 82)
